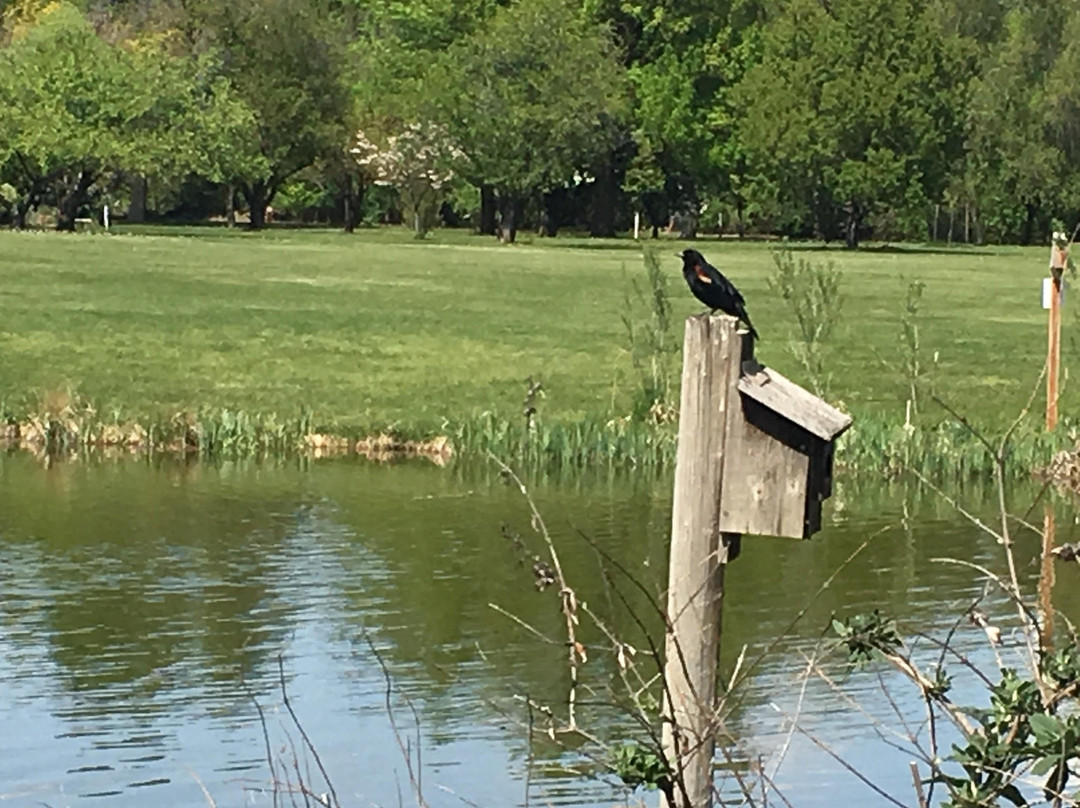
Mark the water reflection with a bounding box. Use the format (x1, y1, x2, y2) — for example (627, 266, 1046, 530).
(0, 452, 1076, 807)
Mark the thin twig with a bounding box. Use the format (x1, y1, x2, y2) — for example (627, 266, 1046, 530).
(185, 766, 219, 808)
(490, 454, 582, 731)
(909, 761, 928, 808)
(769, 703, 910, 808)
(769, 652, 814, 783)
(278, 656, 339, 808)
(524, 698, 534, 808)
(433, 785, 484, 808)
(241, 674, 280, 808)
(487, 603, 559, 645)
(364, 637, 429, 808)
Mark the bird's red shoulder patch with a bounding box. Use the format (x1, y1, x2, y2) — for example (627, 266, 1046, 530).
(693, 264, 712, 284)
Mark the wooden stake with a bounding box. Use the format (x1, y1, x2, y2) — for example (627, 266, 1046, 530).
(662, 315, 742, 808)
(1048, 241, 1066, 430)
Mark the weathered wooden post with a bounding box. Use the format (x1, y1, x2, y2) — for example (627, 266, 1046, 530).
(662, 313, 851, 808)
(1046, 235, 1067, 430)
(1041, 235, 1068, 651)
(661, 315, 741, 808)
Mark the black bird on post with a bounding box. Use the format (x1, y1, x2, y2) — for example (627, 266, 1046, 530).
(678, 248, 759, 341)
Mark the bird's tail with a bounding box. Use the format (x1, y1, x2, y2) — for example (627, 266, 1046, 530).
(742, 314, 760, 342)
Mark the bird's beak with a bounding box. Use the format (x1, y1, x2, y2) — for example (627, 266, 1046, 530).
(674, 253, 683, 259)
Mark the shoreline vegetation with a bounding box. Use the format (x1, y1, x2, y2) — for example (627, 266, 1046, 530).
(1, 400, 1073, 481)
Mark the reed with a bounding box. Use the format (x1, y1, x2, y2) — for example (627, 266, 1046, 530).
(1, 392, 1072, 479)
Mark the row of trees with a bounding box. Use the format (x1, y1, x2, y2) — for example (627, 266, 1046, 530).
(1, 0, 1079, 245)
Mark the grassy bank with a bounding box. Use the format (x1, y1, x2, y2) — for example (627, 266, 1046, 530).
(0, 225, 1072, 472)
(1, 399, 1070, 479)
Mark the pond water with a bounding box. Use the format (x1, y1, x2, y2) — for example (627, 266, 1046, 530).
(1, 452, 1078, 808)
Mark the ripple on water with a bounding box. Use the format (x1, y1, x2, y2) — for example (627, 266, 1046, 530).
(0, 455, 1066, 807)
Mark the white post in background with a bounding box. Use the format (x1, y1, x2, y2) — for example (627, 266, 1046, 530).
(103, 204, 110, 231)
(634, 211, 641, 241)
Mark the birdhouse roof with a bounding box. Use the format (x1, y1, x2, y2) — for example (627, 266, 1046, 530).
(738, 364, 852, 441)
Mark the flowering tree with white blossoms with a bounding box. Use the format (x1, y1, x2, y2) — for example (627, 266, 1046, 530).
(351, 123, 464, 237)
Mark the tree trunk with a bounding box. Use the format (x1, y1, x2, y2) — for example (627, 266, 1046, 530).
(498, 195, 521, 244)
(677, 210, 698, 240)
(480, 184, 497, 235)
(343, 173, 358, 234)
(13, 199, 30, 230)
(844, 208, 861, 249)
(129, 175, 147, 223)
(1021, 201, 1038, 246)
(245, 180, 270, 229)
(539, 191, 559, 237)
(589, 159, 617, 237)
(55, 169, 95, 231)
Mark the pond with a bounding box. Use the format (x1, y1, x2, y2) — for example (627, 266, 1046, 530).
(0, 452, 1077, 808)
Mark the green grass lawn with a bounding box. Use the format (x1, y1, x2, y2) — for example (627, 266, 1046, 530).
(0, 225, 1067, 433)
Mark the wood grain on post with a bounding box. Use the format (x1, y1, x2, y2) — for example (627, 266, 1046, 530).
(661, 314, 742, 808)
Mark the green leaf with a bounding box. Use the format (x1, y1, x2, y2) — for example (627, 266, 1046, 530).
(1032, 754, 1062, 776)
(999, 783, 1027, 806)
(1030, 712, 1064, 745)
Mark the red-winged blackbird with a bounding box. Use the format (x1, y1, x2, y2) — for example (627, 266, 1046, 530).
(678, 248, 759, 341)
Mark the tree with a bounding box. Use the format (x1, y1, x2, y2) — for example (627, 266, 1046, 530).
(351, 123, 463, 237)
(0, 2, 255, 229)
(586, 0, 767, 238)
(967, 2, 1068, 243)
(345, 0, 510, 234)
(182, 0, 355, 228)
(432, 0, 628, 243)
(736, 0, 968, 246)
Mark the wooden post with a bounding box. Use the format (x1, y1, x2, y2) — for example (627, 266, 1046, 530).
(1048, 239, 1066, 430)
(662, 315, 742, 808)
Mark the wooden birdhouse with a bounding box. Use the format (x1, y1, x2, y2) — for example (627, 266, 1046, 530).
(718, 358, 852, 539)
(666, 313, 852, 551)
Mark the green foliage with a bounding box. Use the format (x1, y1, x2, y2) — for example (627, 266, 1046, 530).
(0, 3, 254, 228)
(609, 742, 671, 792)
(1040, 644, 1080, 689)
(940, 667, 1079, 808)
(180, 0, 354, 224)
(273, 175, 335, 221)
(737, 0, 969, 244)
(926, 665, 953, 700)
(432, 0, 629, 201)
(830, 610, 902, 667)
(966, 5, 1067, 244)
(833, 605, 1080, 808)
(767, 248, 844, 397)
